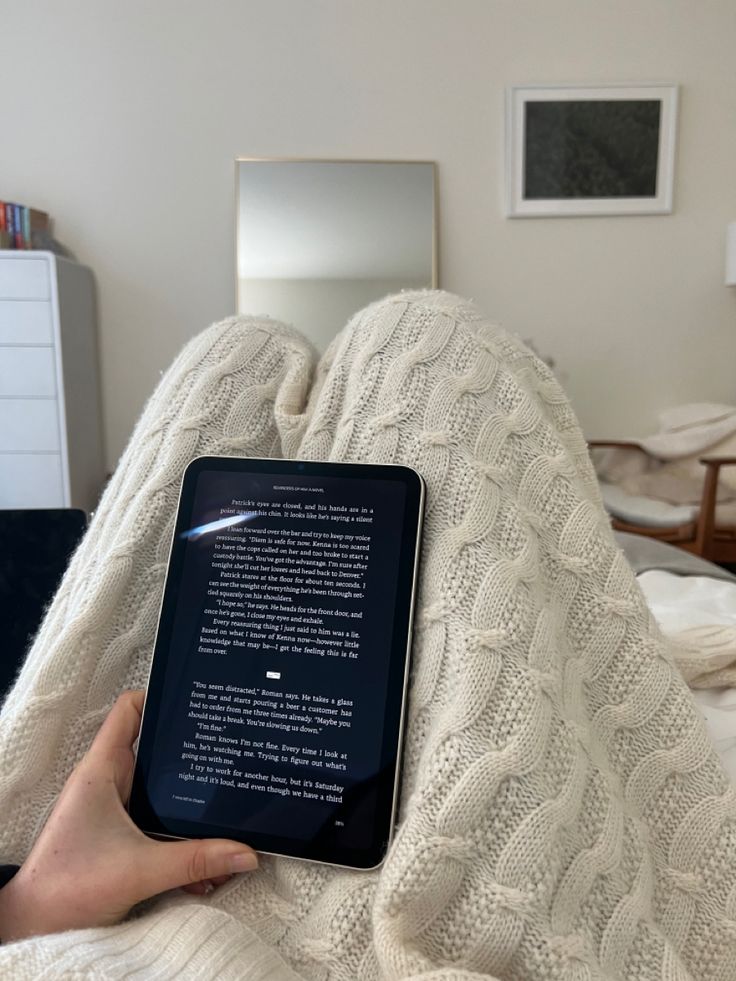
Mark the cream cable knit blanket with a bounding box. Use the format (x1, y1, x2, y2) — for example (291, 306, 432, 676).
(1, 291, 735, 980)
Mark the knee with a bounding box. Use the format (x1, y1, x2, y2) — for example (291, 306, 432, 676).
(198, 314, 315, 361)
(345, 288, 489, 353)
(359, 288, 477, 324)
(347, 289, 545, 380)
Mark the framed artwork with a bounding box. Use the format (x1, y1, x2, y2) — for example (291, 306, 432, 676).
(506, 84, 678, 217)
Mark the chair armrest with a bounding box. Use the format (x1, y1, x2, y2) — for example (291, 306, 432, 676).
(588, 440, 647, 452)
(699, 456, 736, 467)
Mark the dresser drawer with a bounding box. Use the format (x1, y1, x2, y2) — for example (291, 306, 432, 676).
(0, 453, 65, 507)
(0, 399, 60, 452)
(0, 347, 56, 397)
(0, 300, 54, 344)
(0, 257, 51, 300)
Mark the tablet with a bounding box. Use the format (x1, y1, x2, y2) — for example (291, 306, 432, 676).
(129, 456, 425, 869)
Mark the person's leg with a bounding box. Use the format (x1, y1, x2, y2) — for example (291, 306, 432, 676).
(291, 288, 599, 785)
(221, 290, 733, 980)
(0, 316, 315, 858)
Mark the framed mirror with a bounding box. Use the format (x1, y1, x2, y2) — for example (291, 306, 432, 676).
(236, 159, 437, 350)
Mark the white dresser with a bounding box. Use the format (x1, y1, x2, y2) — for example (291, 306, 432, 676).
(0, 250, 105, 512)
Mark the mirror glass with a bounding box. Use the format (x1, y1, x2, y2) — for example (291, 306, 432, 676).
(237, 160, 436, 350)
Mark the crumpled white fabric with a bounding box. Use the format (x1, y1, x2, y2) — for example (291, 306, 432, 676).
(640, 402, 736, 461)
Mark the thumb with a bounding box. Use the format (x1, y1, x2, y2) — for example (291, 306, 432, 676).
(134, 838, 259, 900)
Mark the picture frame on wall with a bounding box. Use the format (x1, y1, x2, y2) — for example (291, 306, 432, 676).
(505, 84, 679, 217)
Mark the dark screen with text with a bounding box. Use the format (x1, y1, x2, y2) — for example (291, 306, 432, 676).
(143, 466, 410, 854)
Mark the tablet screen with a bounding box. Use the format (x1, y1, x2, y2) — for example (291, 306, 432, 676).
(130, 456, 424, 869)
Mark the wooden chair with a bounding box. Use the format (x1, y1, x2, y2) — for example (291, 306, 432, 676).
(588, 440, 736, 564)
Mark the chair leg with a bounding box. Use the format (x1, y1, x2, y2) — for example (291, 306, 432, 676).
(694, 461, 721, 560)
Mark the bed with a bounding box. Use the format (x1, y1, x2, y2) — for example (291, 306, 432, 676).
(617, 531, 736, 782)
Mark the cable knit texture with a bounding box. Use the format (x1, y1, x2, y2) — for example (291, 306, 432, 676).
(1, 291, 735, 980)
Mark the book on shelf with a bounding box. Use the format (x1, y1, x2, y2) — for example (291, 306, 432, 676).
(0, 201, 50, 250)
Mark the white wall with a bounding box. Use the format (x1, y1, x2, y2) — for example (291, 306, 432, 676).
(2, 0, 736, 469)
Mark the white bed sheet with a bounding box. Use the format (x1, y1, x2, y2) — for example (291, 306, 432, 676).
(638, 569, 736, 632)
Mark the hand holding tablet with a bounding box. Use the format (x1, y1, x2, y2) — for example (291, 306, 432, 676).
(129, 457, 425, 869)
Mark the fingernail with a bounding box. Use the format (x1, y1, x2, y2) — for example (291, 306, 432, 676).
(229, 851, 258, 873)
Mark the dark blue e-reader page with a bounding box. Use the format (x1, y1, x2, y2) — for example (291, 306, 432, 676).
(141, 463, 414, 860)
